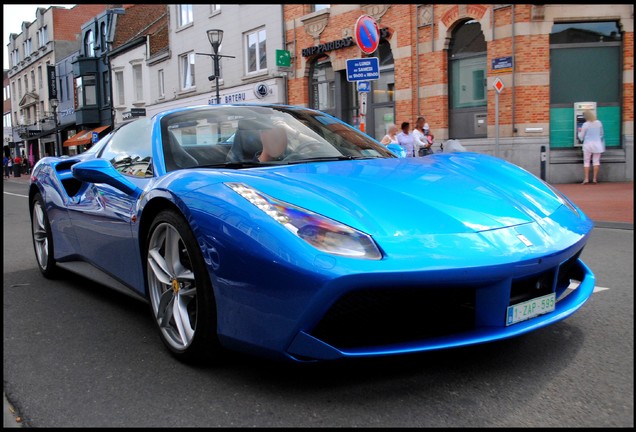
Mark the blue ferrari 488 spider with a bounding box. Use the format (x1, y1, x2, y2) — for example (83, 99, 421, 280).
(29, 104, 595, 363)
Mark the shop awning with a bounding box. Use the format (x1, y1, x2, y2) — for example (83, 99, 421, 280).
(63, 125, 110, 147)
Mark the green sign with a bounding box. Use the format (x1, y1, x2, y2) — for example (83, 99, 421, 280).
(276, 49, 291, 68)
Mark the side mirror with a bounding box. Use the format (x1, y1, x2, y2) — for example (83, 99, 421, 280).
(71, 159, 142, 197)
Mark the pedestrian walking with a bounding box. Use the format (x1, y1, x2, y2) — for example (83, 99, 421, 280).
(413, 116, 433, 156)
(380, 124, 399, 145)
(6, 156, 14, 178)
(396, 121, 416, 157)
(3, 155, 11, 179)
(578, 109, 605, 184)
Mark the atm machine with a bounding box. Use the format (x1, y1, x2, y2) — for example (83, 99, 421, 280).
(574, 101, 597, 146)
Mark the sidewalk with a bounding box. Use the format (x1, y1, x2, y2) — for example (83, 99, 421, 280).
(554, 181, 633, 229)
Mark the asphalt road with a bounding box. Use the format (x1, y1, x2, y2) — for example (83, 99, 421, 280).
(3, 180, 634, 427)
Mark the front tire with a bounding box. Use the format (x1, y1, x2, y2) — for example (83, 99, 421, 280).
(145, 209, 221, 364)
(31, 193, 58, 278)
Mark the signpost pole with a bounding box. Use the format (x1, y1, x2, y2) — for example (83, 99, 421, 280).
(492, 77, 504, 158)
(495, 91, 500, 158)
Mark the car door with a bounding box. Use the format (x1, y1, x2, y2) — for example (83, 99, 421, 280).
(67, 119, 153, 290)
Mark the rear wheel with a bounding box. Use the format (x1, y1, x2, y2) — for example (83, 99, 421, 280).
(31, 193, 58, 278)
(145, 209, 221, 364)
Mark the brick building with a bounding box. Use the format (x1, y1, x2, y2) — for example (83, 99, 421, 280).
(284, 4, 633, 183)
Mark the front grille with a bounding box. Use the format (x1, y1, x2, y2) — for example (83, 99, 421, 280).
(310, 286, 475, 350)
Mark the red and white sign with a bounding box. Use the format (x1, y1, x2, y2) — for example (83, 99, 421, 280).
(354, 15, 380, 55)
(493, 77, 504, 93)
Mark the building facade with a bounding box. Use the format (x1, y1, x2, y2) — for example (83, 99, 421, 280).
(138, 4, 288, 119)
(284, 4, 634, 183)
(6, 4, 110, 160)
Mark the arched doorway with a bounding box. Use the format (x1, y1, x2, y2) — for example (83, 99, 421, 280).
(448, 19, 487, 139)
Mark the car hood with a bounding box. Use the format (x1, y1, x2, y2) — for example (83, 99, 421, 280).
(218, 153, 574, 237)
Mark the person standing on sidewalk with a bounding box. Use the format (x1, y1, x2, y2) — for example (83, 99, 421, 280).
(578, 109, 605, 184)
(396, 121, 416, 157)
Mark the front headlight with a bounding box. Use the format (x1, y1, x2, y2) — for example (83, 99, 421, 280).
(226, 182, 382, 260)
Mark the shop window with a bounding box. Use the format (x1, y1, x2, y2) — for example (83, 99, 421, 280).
(310, 57, 336, 115)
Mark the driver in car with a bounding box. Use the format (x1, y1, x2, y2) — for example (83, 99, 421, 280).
(255, 125, 289, 162)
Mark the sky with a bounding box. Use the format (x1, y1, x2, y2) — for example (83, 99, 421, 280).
(3, 4, 75, 67)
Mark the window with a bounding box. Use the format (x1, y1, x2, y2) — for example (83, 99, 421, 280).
(11, 49, 19, 66)
(115, 71, 125, 105)
(84, 30, 95, 57)
(17, 79, 22, 99)
(100, 22, 107, 48)
(103, 71, 110, 105)
(246, 28, 267, 74)
(75, 77, 84, 108)
(76, 75, 97, 108)
(158, 69, 165, 98)
(177, 5, 193, 27)
(23, 75, 28, 93)
(84, 75, 97, 105)
(38, 66, 43, 89)
(59, 78, 64, 101)
(24, 39, 32, 57)
(31, 70, 36, 90)
(310, 57, 335, 113)
(37, 26, 48, 48)
(180, 52, 196, 90)
(210, 4, 221, 14)
(99, 117, 154, 177)
(133, 64, 143, 102)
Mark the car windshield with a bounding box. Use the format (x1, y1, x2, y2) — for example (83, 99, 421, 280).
(160, 105, 396, 171)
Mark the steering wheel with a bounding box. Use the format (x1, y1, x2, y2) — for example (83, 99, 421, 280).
(283, 141, 325, 161)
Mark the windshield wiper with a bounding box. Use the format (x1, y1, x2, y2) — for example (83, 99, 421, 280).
(198, 161, 264, 169)
(285, 156, 356, 164)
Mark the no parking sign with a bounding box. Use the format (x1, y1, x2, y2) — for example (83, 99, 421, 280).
(354, 15, 380, 55)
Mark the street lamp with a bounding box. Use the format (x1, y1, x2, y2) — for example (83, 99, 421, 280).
(196, 29, 235, 105)
(49, 98, 61, 157)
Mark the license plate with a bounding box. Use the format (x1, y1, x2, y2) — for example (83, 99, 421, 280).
(506, 293, 556, 326)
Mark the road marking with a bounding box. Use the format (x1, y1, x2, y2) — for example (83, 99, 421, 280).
(568, 282, 609, 293)
(3, 192, 28, 198)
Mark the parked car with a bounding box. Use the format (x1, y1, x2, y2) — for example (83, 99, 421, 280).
(29, 104, 596, 364)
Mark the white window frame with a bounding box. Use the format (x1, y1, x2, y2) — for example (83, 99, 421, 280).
(133, 64, 143, 102)
(37, 26, 49, 48)
(245, 28, 267, 75)
(158, 69, 165, 98)
(115, 71, 125, 106)
(24, 39, 32, 57)
(179, 52, 196, 91)
(177, 5, 193, 27)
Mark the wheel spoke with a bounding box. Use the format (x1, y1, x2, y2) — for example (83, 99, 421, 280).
(173, 293, 194, 346)
(156, 288, 173, 321)
(165, 227, 182, 276)
(148, 248, 173, 285)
